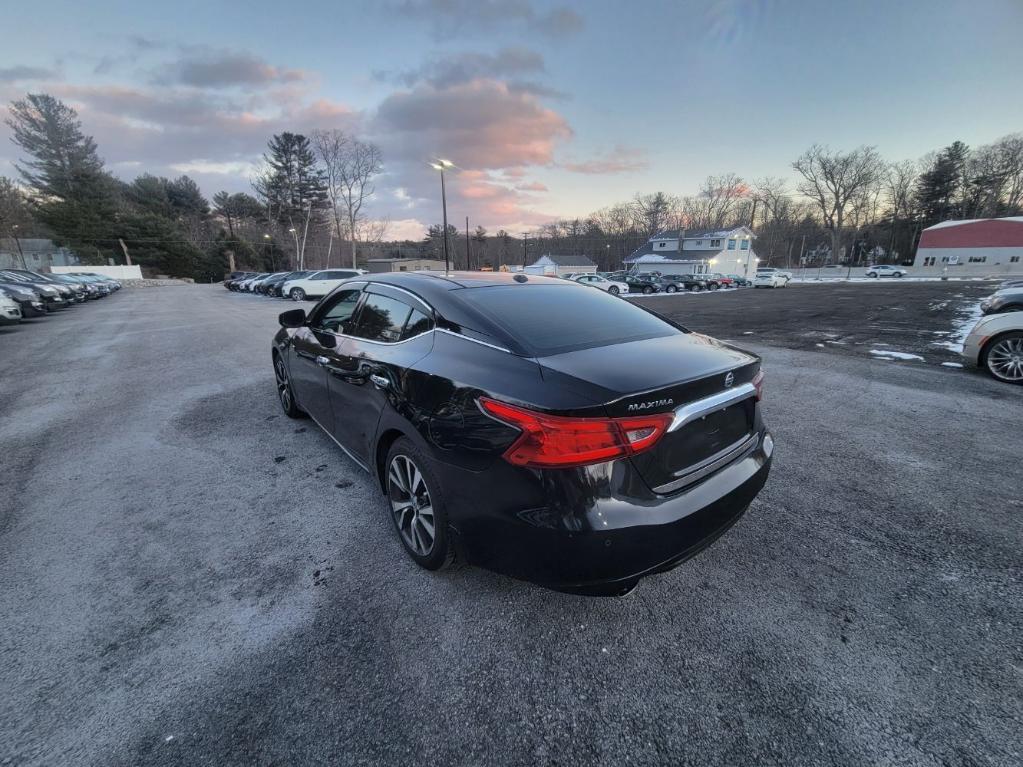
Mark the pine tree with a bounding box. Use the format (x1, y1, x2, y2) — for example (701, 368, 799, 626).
(916, 141, 969, 225)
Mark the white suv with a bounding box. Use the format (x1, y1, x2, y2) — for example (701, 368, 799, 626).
(569, 273, 630, 296)
(866, 265, 908, 278)
(754, 268, 789, 288)
(284, 269, 367, 300)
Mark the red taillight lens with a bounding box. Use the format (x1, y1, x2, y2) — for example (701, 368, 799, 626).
(752, 369, 765, 401)
(478, 397, 673, 469)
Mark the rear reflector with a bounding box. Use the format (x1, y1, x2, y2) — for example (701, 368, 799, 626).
(752, 369, 765, 401)
(478, 397, 673, 469)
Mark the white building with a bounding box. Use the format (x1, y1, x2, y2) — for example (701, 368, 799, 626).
(626, 227, 757, 276)
(913, 216, 1023, 276)
(524, 254, 598, 277)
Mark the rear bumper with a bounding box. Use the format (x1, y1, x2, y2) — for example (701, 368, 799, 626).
(445, 430, 773, 595)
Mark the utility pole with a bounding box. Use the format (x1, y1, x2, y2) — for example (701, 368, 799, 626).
(465, 216, 471, 271)
(522, 232, 528, 268)
(798, 233, 806, 281)
(11, 225, 27, 269)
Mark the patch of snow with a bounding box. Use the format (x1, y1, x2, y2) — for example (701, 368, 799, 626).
(870, 349, 925, 361)
(742, 331, 754, 335)
(941, 362, 964, 369)
(930, 299, 983, 353)
(815, 343, 825, 347)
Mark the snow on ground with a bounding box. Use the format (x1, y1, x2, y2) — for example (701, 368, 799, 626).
(931, 299, 984, 353)
(870, 349, 925, 361)
(941, 362, 965, 369)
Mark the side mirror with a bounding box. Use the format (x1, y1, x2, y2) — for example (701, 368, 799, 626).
(278, 308, 306, 328)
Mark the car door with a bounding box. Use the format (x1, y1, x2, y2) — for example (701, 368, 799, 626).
(287, 284, 367, 430)
(327, 285, 436, 464)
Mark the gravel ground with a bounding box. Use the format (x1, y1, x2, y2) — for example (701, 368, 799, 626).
(0, 284, 1020, 766)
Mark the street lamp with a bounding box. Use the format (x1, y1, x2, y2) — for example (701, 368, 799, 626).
(263, 233, 273, 270)
(430, 159, 454, 271)
(11, 224, 27, 269)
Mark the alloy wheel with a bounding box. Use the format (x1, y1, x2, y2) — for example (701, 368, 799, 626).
(274, 357, 293, 410)
(291, 288, 305, 301)
(986, 336, 1023, 382)
(388, 455, 436, 556)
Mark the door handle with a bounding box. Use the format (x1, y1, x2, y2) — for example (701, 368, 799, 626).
(369, 373, 389, 389)
(315, 355, 330, 367)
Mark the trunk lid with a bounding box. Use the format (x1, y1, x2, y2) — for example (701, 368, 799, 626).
(538, 332, 761, 493)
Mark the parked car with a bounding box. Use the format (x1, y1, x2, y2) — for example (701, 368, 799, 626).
(625, 273, 662, 294)
(568, 273, 630, 295)
(70, 272, 122, 291)
(660, 274, 709, 293)
(252, 272, 288, 294)
(754, 269, 789, 288)
(0, 281, 46, 317)
(225, 272, 257, 290)
(270, 271, 771, 595)
(962, 312, 1023, 385)
(263, 271, 311, 297)
(240, 273, 271, 292)
(283, 269, 367, 300)
(980, 288, 1023, 315)
(726, 273, 752, 287)
(0, 269, 80, 304)
(0, 289, 24, 325)
(866, 265, 908, 278)
(998, 279, 1023, 290)
(705, 273, 735, 289)
(601, 270, 630, 282)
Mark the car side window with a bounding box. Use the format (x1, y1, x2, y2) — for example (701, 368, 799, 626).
(313, 288, 363, 333)
(402, 308, 434, 340)
(350, 293, 413, 343)
(310, 272, 326, 280)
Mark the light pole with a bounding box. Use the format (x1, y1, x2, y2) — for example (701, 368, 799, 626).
(430, 159, 454, 271)
(263, 233, 273, 270)
(11, 224, 27, 269)
(288, 227, 298, 269)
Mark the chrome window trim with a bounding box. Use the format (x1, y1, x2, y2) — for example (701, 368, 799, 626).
(667, 382, 757, 433)
(435, 327, 512, 354)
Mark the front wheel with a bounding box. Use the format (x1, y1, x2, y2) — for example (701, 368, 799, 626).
(894, 272, 904, 278)
(709, 282, 719, 291)
(690, 284, 703, 292)
(981, 332, 1023, 385)
(386, 438, 455, 570)
(289, 287, 306, 301)
(665, 284, 677, 293)
(643, 285, 653, 294)
(274, 354, 307, 418)
(867, 272, 878, 278)
(608, 286, 620, 296)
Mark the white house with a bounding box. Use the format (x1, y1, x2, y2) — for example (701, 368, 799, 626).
(524, 254, 598, 277)
(626, 227, 757, 276)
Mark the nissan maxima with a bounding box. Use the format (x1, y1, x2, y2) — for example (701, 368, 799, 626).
(271, 272, 772, 595)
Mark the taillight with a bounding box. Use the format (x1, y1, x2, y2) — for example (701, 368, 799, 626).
(478, 397, 673, 469)
(752, 369, 765, 401)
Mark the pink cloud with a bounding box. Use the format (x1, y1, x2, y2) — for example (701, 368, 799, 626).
(517, 181, 548, 192)
(562, 144, 648, 175)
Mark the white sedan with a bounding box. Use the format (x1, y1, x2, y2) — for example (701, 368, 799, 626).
(753, 270, 788, 288)
(569, 273, 630, 296)
(283, 269, 367, 300)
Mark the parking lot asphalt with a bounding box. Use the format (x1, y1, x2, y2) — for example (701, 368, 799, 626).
(1, 284, 1020, 767)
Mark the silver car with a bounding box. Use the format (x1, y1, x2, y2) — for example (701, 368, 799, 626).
(962, 312, 1023, 385)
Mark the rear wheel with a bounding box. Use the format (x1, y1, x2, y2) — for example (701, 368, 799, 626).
(867, 272, 878, 278)
(690, 284, 703, 292)
(608, 285, 620, 296)
(290, 287, 306, 301)
(643, 285, 653, 294)
(981, 332, 1023, 385)
(386, 438, 455, 570)
(894, 272, 904, 278)
(709, 282, 719, 291)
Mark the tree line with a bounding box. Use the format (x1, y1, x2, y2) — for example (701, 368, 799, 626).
(2, 91, 1020, 276)
(1, 93, 384, 279)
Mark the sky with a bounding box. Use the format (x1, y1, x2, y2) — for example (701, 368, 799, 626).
(1, 0, 1021, 240)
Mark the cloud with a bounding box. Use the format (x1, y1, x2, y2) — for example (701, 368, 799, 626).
(561, 145, 648, 175)
(394, 0, 583, 38)
(375, 47, 544, 89)
(158, 48, 306, 88)
(516, 181, 548, 192)
(375, 79, 571, 169)
(0, 66, 58, 83)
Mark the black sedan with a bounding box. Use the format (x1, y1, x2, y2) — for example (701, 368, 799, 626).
(625, 273, 662, 294)
(659, 274, 709, 293)
(271, 272, 772, 595)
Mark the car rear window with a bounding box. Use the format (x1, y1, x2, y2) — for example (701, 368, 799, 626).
(459, 284, 681, 356)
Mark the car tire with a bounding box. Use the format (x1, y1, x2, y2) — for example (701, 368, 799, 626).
(665, 285, 677, 293)
(385, 438, 456, 570)
(709, 282, 719, 291)
(867, 272, 877, 278)
(643, 286, 653, 294)
(273, 353, 307, 418)
(290, 287, 306, 301)
(691, 284, 703, 292)
(981, 331, 1023, 385)
(608, 286, 620, 296)
(895, 272, 903, 278)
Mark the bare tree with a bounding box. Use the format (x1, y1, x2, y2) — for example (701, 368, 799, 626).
(313, 129, 383, 269)
(793, 145, 882, 263)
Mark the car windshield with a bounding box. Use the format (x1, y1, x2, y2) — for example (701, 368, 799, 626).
(459, 284, 681, 356)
